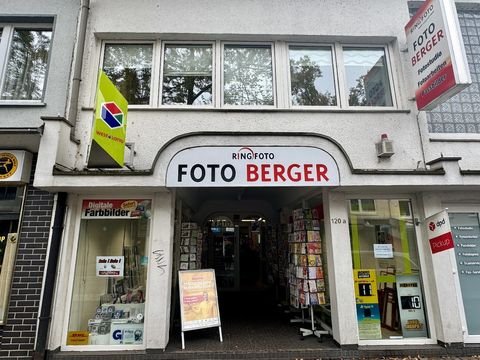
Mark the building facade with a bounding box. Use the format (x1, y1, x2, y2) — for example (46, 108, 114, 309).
(2, 0, 480, 358)
(0, 1, 81, 359)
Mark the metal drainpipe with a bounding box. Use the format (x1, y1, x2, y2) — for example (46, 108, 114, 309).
(33, 192, 67, 360)
(67, 0, 90, 132)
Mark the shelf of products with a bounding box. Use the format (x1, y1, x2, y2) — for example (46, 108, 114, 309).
(179, 222, 203, 270)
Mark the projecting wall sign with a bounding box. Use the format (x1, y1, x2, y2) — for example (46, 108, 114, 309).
(166, 146, 340, 187)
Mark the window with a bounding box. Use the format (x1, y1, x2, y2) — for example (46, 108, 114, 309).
(103, 44, 153, 105)
(343, 47, 393, 107)
(289, 46, 336, 106)
(350, 199, 376, 213)
(68, 199, 151, 347)
(0, 26, 52, 101)
(161, 44, 213, 105)
(223, 44, 274, 106)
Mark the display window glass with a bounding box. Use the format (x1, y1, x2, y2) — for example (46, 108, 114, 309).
(67, 199, 151, 347)
(348, 199, 429, 340)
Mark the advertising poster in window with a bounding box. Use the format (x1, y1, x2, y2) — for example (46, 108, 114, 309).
(178, 269, 221, 331)
(81, 199, 151, 219)
(396, 274, 427, 337)
(405, 0, 471, 110)
(96, 256, 124, 277)
(353, 269, 382, 339)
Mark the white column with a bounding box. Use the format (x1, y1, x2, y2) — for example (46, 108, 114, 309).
(418, 192, 463, 343)
(323, 190, 358, 345)
(145, 191, 175, 349)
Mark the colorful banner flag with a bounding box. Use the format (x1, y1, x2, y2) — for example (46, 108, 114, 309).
(87, 71, 128, 168)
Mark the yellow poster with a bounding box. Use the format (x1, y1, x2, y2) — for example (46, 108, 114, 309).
(353, 269, 379, 304)
(67, 331, 89, 345)
(178, 269, 221, 331)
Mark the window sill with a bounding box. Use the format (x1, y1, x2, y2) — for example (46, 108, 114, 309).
(429, 133, 480, 142)
(81, 106, 410, 114)
(0, 101, 46, 107)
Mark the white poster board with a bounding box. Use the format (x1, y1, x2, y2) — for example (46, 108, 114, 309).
(178, 269, 223, 349)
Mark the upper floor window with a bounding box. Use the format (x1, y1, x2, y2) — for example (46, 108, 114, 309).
(0, 25, 52, 101)
(343, 47, 393, 107)
(289, 45, 337, 106)
(103, 43, 153, 105)
(161, 44, 213, 105)
(223, 44, 274, 106)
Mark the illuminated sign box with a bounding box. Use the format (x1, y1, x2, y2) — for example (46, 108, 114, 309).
(0, 150, 32, 183)
(405, 0, 471, 110)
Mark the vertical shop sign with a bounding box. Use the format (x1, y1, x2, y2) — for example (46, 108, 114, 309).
(353, 269, 382, 340)
(426, 209, 454, 254)
(178, 269, 223, 349)
(450, 212, 480, 335)
(87, 71, 128, 168)
(405, 0, 471, 110)
(396, 274, 428, 337)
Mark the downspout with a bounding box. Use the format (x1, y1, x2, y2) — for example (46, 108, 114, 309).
(33, 192, 67, 360)
(67, 0, 90, 133)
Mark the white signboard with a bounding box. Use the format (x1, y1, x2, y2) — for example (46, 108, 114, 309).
(426, 209, 454, 254)
(0, 150, 32, 183)
(96, 256, 124, 277)
(166, 146, 340, 187)
(373, 244, 393, 258)
(405, 0, 471, 110)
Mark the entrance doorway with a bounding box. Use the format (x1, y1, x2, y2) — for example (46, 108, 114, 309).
(170, 187, 333, 351)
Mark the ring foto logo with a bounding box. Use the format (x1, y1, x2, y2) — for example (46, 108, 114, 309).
(0, 152, 18, 179)
(101, 102, 124, 129)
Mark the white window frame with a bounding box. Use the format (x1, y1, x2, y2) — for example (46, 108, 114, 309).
(286, 42, 340, 110)
(159, 40, 216, 109)
(99, 40, 157, 108)
(0, 23, 52, 105)
(338, 44, 397, 110)
(221, 41, 277, 109)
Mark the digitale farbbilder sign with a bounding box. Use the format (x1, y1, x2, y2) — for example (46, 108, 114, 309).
(405, 0, 471, 110)
(166, 146, 340, 187)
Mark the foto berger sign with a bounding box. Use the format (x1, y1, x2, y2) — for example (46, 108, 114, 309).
(166, 146, 340, 187)
(405, 0, 471, 110)
(426, 209, 454, 254)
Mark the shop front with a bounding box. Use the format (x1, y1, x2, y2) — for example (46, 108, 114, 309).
(49, 142, 444, 355)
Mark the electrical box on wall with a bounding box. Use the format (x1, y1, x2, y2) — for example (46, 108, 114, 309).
(376, 134, 394, 158)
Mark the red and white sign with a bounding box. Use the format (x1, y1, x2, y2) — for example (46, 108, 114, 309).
(81, 199, 151, 219)
(405, 0, 471, 110)
(426, 210, 454, 254)
(166, 146, 340, 187)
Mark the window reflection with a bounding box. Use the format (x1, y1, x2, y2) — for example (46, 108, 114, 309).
(344, 48, 393, 107)
(223, 45, 274, 106)
(103, 44, 152, 105)
(289, 46, 336, 106)
(162, 44, 213, 105)
(1, 29, 52, 100)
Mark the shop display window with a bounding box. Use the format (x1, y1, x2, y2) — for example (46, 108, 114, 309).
(348, 199, 428, 340)
(67, 200, 150, 347)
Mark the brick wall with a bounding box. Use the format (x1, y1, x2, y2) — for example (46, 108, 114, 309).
(0, 157, 54, 360)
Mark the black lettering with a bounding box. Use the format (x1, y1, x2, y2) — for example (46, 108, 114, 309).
(221, 164, 236, 182)
(178, 164, 188, 182)
(191, 164, 205, 182)
(207, 164, 220, 182)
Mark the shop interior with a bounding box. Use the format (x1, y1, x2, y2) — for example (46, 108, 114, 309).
(170, 186, 333, 351)
(170, 188, 428, 351)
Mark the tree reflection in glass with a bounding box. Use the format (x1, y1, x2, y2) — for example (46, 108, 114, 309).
(103, 44, 152, 105)
(289, 46, 336, 106)
(162, 44, 212, 105)
(1, 29, 51, 100)
(344, 48, 393, 107)
(223, 45, 273, 106)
